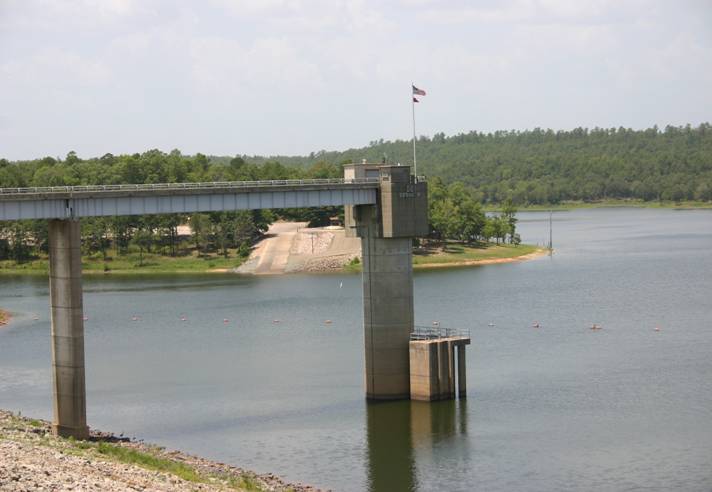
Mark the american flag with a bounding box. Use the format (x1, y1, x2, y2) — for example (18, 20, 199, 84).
(412, 85, 426, 96)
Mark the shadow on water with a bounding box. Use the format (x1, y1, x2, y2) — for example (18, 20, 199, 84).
(366, 399, 468, 492)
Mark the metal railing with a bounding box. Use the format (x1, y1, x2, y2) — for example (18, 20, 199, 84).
(410, 325, 471, 341)
(0, 177, 381, 197)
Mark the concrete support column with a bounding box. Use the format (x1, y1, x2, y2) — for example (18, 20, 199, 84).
(447, 341, 456, 398)
(437, 341, 451, 400)
(457, 344, 467, 399)
(359, 206, 414, 400)
(409, 341, 439, 401)
(48, 219, 89, 439)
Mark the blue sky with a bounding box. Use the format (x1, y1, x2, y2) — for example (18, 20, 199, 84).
(1, 0, 711, 160)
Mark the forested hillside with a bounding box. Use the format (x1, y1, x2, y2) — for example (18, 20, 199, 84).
(3, 123, 711, 206)
(3, 124, 710, 266)
(313, 123, 712, 205)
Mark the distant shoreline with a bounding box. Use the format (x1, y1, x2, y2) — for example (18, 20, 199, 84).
(485, 199, 712, 212)
(0, 246, 547, 276)
(413, 248, 548, 270)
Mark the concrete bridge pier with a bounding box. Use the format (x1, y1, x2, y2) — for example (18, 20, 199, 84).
(358, 205, 414, 399)
(457, 345, 467, 399)
(346, 164, 428, 401)
(48, 219, 89, 439)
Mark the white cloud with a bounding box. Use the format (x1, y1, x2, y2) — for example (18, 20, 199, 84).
(0, 0, 711, 159)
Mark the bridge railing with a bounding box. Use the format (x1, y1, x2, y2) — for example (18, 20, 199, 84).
(0, 177, 381, 197)
(410, 325, 471, 341)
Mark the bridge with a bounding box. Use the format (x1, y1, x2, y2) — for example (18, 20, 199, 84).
(0, 178, 379, 221)
(1, 164, 436, 439)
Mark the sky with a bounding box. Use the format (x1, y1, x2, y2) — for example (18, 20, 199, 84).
(1, 0, 711, 160)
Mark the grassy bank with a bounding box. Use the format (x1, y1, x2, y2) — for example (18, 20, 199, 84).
(2, 242, 543, 275)
(0, 410, 301, 491)
(413, 242, 542, 269)
(345, 242, 543, 273)
(0, 249, 246, 275)
(484, 199, 712, 212)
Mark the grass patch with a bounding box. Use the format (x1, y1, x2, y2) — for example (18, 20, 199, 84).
(344, 256, 361, 273)
(0, 249, 245, 275)
(412, 242, 540, 266)
(94, 442, 203, 482)
(61, 437, 259, 489)
(344, 242, 540, 272)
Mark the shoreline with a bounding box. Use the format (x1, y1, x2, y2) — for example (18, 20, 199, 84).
(0, 309, 10, 327)
(413, 248, 549, 269)
(0, 247, 547, 276)
(0, 409, 317, 491)
(485, 199, 712, 212)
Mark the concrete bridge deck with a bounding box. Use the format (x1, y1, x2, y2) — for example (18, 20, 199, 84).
(0, 178, 379, 221)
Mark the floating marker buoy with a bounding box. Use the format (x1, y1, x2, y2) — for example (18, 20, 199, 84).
(223, 318, 229, 323)
(132, 316, 139, 321)
(32, 316, 39, 321)
(324, 320, 332, 324)
(180, 316, 187, 322)
(432, 321, 440, 326)
(654, 326, 661, 332)
(532, 322, 540, 328)
(488, 322, 495, 327)
(272, 319, 281, 324)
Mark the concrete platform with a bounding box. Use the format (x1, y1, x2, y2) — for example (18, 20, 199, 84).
(409, 336, 470, 401)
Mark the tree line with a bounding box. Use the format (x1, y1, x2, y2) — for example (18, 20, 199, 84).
(4, 122, 711, 262)
(429, 178, 519, 246)
(0, 152, 342, 264)
(293, 123, 712, 205)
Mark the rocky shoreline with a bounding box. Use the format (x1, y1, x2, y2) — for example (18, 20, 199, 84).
(0, 309, 9, 327)
(0, 410, 319, 491)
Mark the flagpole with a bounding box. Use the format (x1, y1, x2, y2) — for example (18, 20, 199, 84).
(411, 82, 417, 179)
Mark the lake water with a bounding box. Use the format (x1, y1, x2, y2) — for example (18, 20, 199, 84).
(1, 208, 711, 491)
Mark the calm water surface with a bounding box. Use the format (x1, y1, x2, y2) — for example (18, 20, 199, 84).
(1, 208, 711, 491)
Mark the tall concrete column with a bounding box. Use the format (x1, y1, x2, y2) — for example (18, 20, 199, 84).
(437, 340, 451, 400)
(48, 219, 89, 439)
(457, 344, 467, 398)
(359, 206, 414, 400)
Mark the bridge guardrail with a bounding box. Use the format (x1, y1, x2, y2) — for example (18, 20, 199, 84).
(410, 325, 471, 341)
(0, 177, 381, 197)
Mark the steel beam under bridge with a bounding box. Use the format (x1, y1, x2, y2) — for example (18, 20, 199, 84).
(0, 178, 379, 221)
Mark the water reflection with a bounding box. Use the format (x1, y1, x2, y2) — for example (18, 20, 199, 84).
(366, 399, 468, 492)
(366, 401, 416, 492)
